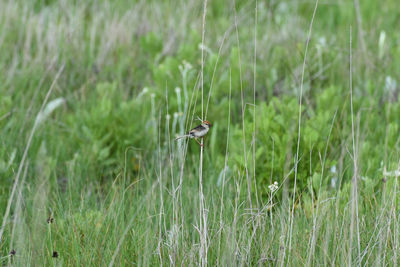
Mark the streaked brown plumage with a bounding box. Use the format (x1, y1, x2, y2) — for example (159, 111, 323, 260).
(175, 120, 212, 146)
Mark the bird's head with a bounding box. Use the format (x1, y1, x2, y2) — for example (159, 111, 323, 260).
(202, 120, 212, 128)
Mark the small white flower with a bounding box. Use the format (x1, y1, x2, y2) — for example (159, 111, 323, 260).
(179, 60, 193, 75)
(330, 165, 337, 174)
(137, 87, 149, 98)
(268, 185, 273, 191)
(173, 112, 179, 118)
(166, 114, 171, 120)
(183, 60, 192, 70)
(150, 93, 155, 98)
(175, 87, 181, 94)
(268, 181, 279, 192)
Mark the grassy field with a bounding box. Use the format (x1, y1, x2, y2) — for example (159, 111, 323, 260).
(1, 0, 400, 265)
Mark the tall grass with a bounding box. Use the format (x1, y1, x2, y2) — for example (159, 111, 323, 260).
(1, 0, 400, 266)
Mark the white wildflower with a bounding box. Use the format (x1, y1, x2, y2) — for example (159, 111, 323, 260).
(330, 165, 337, 174)
(268, 181, 279, 192)
(137, 87, 149, 98)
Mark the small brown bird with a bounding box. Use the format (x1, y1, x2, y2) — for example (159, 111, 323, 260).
(175, 120, 212, 146)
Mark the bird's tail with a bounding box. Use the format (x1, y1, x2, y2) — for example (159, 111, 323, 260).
(175, 135, 191, 141)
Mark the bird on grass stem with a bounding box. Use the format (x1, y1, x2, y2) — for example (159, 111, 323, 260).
(175, 120, 212, 147)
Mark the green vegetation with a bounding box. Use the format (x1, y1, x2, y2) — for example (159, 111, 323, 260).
(1, 0, 400, 265)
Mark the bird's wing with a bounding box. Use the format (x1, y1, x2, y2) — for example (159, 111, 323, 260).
(190, 124, 206, 133)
